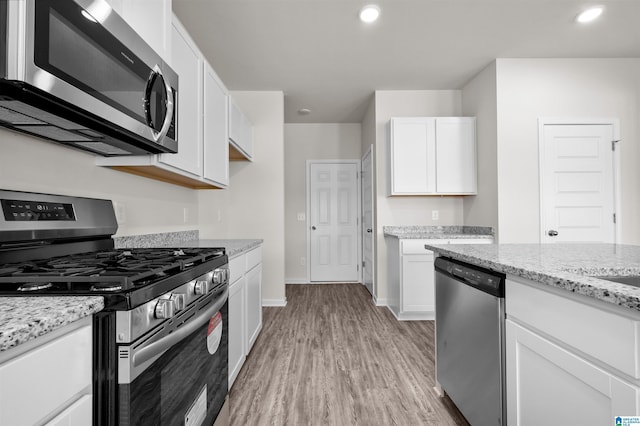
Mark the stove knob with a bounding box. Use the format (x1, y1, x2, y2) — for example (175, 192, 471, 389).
(155, 299, 176, 319)
(194, 279, 212, 295)
(213, 269, 225, 284)
(170, 293, 186, 311)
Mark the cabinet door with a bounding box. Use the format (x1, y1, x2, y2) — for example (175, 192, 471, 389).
(506, 320, 640, 425)
(245, 263, 262, 353)
(435, 117, 477, 194)
(228, 277, 246, 388)
(120, 0, 172, 61)
(389, 117, 435, 194)
(228, 96, 253, 160)
(0, 323, 92, 426)
(45, 394, 92, 426)
(161, 20, 203, 176)
(203, 63, 229, 187)
(401, 252, 435, 312)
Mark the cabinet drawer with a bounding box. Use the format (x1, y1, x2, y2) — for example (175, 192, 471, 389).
(246, 246, 262, 271)
(229, 255, 245, 284)
(0, 323, 92, 425)
(401, 240, 439, 255)
(507, 277, 640, 379)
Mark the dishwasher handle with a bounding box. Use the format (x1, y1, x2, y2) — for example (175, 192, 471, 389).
(435, 257, 505, 298)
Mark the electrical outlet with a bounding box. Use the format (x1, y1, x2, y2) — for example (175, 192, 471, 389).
(183, 207, 189, 224)
(300, 257, 306, 266)
(297, 212, 306, 221)
(432, 210, 439, 220)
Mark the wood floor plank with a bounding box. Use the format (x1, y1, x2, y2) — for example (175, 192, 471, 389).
(229, 283, 470, 426)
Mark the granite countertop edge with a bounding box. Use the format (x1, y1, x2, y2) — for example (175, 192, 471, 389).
(425, 243, 640, 313)
(180, 239, 263, 258)
(0, 296, 104, 353)
(383, 225, 494, 240)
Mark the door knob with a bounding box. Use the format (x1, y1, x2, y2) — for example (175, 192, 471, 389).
(311, 226, 316, 230)
(366, 228, 372, 233)
(548, 230, 559, 236)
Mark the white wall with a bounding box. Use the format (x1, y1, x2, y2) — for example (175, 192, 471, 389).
(199, 91, 287, 305)
(495, 58, 640, 243)
(373, 90, 464, 303)
(0, 128, 199, 236)
(461, 61, 499, 238)
(283, 123, 362, 282)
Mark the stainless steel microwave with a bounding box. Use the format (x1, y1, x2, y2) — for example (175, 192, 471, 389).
(0, 0, 178, 156)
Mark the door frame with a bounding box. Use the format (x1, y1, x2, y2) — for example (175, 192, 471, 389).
(538, 117, 621, 243)
(306, 159, 362, 283)
(361, 145, 375, 296)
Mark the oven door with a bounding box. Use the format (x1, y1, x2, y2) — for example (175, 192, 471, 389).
(18, 0, 177, 152)
(117, 289, 228, 426)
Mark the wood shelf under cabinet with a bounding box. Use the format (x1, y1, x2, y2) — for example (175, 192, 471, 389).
(107, 165, 224, 190)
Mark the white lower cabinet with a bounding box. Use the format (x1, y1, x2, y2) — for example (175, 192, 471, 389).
(0, 317, 93, 426)
(387, 237, 493, 320)
(228, 262, 246, 388)
(228, 245, 263, 388)
(506, 320, 640, 425)
(506, 277, 640, 424)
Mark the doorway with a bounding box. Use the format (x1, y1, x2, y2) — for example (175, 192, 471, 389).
(307, 161, 361, 282)
(539, 119, 620, 243)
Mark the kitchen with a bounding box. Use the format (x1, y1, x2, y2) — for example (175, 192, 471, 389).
(1, 0, 640, 425)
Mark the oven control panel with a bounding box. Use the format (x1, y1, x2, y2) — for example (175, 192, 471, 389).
(1, 199, 76, 221)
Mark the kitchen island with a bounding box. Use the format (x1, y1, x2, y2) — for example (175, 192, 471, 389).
(426, 243, 640, 425)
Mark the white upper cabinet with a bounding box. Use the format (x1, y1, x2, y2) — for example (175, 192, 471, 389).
(105, 0, 172, 62)
(159, 19, 203, 177)
(203, 62, 229, 186)
(388, 117, 477, 195)
(228, 96, 254, 161)
(96, 15, 229, 189)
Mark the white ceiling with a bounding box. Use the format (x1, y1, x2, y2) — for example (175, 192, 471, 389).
(172, 0, 640, 124)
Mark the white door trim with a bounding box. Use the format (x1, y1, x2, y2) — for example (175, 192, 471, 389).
(306, 159, 362, 283)
(361, 145, 375, 296)
(538, 117, 621, 243)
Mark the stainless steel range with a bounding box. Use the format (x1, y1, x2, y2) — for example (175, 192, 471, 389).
(0, 189, 229, 426)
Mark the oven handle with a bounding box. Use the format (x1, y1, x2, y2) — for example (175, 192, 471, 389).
(132, 288, 228, 367)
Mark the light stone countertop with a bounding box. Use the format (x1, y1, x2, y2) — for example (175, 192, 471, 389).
(179, 239, 263, 258)
(0, 296, 104, 353)
(425, 243, 640, 313)
(383, 225, 494, 240)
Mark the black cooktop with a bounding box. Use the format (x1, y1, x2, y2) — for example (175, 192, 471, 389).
(0, 247, 225, 293)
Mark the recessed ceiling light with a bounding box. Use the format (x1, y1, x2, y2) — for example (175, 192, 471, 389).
(576, 6, 604, 23)
(359, 5, 380, 23)
(298, 108, 311, 115)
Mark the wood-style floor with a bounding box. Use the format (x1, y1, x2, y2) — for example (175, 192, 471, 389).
(229, 283, 470, 425)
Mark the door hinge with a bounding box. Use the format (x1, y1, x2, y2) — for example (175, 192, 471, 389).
(612, 140, 621, 151)
(362, 260, 366, 268)
(614, 213, 617, 224)
(357, 264, 359, 271)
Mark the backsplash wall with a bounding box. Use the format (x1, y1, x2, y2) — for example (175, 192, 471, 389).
(0, 128, 200, 237)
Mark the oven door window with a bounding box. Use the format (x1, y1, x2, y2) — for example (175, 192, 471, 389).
(32, 0, 169, 132)
(119, 301, 228, 425)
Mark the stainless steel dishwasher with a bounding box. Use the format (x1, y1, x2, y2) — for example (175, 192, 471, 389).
(434, 257, 506, 426)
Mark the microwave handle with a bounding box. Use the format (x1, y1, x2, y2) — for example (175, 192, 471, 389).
(145, 64, 174, 143)
(132, 288, 228, 367)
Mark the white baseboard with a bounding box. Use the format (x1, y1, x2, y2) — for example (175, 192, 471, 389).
(262, 298, 287, 307)
(285, 279, 309, 284)
(386, 305, 434, 321)
(373, 296, 387, 307)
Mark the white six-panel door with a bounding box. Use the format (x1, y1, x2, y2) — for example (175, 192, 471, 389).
(540, 122, 617, 243)
(308, 162, 360, 282)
